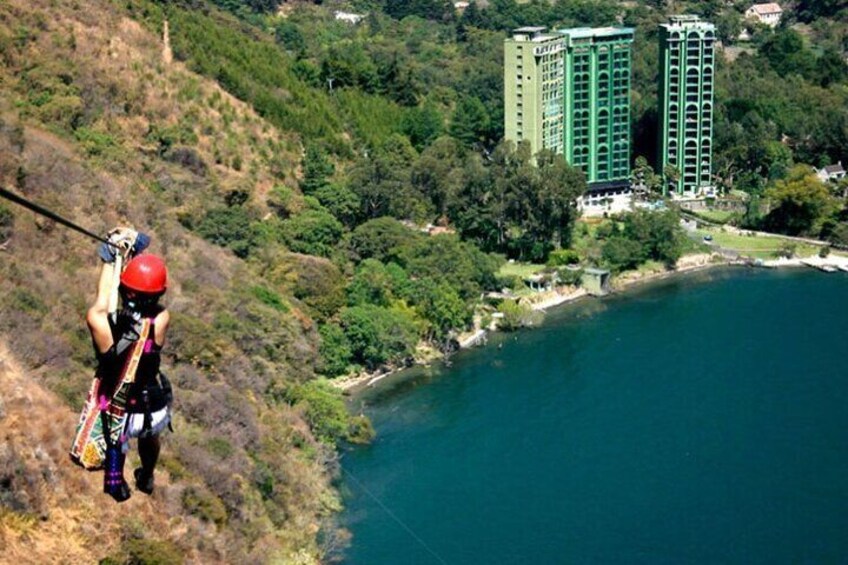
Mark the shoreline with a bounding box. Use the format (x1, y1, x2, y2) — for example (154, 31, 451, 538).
(333, 250, 845, 395)
(332, 252, 733, 394)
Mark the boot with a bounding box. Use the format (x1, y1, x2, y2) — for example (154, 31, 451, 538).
(134, 467, 155, 495)
(103, 445, 131, 502)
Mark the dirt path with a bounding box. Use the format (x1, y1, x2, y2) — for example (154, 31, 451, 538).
(162, 20, 172, 65)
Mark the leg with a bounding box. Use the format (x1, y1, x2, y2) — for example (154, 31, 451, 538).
(135, 435, 160, 495)
(138, 434, 160, 473)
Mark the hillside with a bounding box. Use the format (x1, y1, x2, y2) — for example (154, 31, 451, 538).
(2, 0, 848, 562)
(0, 0, 353, 562)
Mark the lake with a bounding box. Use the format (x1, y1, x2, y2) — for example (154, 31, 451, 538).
(340, 268, 848, 564)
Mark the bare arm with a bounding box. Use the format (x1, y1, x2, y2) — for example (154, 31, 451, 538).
(86, 262, 116, 354)
(154, 309, 170, 348)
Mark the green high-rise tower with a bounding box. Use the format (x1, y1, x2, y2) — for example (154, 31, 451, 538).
(559, 27, 634, 192)
(657, 15, 716, 196)
(503, 27, 565, 158)
(504, 26, 634, 200)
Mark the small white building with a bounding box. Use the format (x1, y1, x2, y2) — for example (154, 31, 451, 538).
(334, 11, 365, 24)
(579, 187, 634, 218)
(816, 162, 846, 184)
(745, 3, 783, 28)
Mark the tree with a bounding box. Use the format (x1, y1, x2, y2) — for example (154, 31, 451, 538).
(279, 209, 344, 257)
(396, 234, 501, 300)
(759, 29, 815, 80)
(402, 102, 444, 150)
(282, 379, 360, 445)
(340, 305, 419, 369)
(300, 145, 335, 195)
(762, 165, 836, 235)
(632, 156, 661, 194)
(411, 136, 464, 216)
(663, 164, 680, 193)
(449, 96, 490, 148)
(602, 236, 645, 272)
(535, 150, 586, 249)
(384, 0, 454, 22)
(347, 259, 407, 307)
(816, 48, 848, 88)
(318, 323, 353, 377)
(622, 209, 685, 267)
(194, 206, 258, 258)
(274, 20, 305, 56)
(349, 134, 424, 220)
(409, 279, 471, 345)
(349, 217, 423, 262)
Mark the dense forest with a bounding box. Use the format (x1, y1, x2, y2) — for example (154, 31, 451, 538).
(0, 0, 847, 562)
(119, 0, 848, 370)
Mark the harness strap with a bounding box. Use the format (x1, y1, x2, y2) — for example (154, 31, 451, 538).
(102, 319, 150, 445)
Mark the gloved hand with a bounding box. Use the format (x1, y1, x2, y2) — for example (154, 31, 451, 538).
(98, 227, 151, 262)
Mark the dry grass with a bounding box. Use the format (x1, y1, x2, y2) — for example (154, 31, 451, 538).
(0, 0, 336, 561)
(0, 342, 196, 563)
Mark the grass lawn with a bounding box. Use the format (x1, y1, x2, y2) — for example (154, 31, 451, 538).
(693, 209, 736, 224)
(498, 261, 547, 279)
(698, 228, 821, 259)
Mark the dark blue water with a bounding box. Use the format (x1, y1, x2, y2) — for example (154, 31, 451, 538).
(340, 269, 848, 564)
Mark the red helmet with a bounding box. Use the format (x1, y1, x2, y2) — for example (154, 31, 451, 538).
(120, 254, 168, 294)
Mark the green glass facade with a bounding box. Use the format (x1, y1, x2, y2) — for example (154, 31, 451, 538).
(657, 15, 716, 195)
(560, 27, 634, 189)
(504, 27, 634, 191)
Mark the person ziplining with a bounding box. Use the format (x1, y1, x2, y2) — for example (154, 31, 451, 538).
(0, 187, 174, 502)
(70, 228, 173, 501)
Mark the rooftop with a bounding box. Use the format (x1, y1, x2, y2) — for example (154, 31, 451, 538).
(559, 26, 635, 40)
(514, 26, 547, 33)
(748, 3, 782, 15)
(661, 14, 716, 31)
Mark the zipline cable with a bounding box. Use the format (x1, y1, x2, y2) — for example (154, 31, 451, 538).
(0, 186, 113, 245)
(341, 466, 449, 565)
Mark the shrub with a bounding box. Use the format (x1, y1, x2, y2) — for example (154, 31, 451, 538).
(181, 486, 228, 525)
(11, 289, 47, 314)
(194, 206, 259, 258)
(318, 323, 352, 377)
(282, 379, 358, 446)
(557, 267, 583, 287)
(279, 209, 343, 258)
(547, 249, 580, 266)
(497, 300, 539, 331)
(265, 253, 346, 321)
(340, 304, 419, 369)
(774, 241, 797, 259)
(250, 285, 289, 313)
(819, 245, 831, 258)
(347, 415, 376, 445)
(602, 237, 645, 273)
(349, 217, 421, 262)
(73, 127, 115, 156)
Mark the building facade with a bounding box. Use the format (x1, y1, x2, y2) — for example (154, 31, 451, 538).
(657, 15, 716, 196)
(745, 3, 783, 27)
(560, 27, 634, 192)
(504, 27, 565, 158)
(504, 26, 634, 216)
